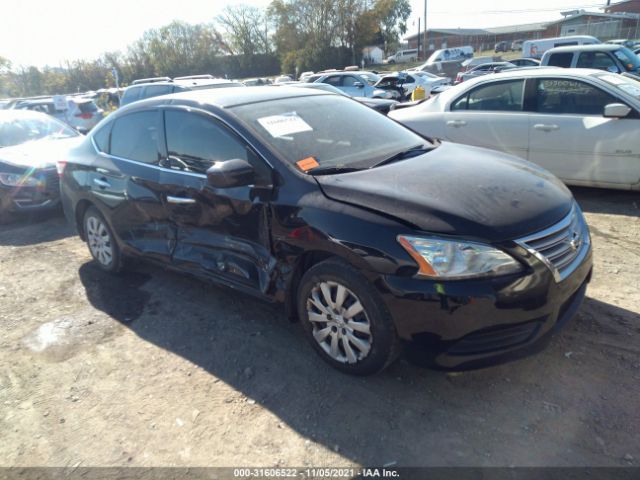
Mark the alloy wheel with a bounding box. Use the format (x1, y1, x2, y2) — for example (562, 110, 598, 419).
(86, 216, 113, 267)
(306, 281, 372, 364)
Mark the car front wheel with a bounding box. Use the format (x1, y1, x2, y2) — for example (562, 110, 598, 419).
(297, 258, 399, 375)
(84, 206, 122, 273)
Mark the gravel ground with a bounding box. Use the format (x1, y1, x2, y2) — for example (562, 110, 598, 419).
(0, 187, 639, 468)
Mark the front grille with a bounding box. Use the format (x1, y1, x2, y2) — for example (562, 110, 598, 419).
(516, 205, 590, 282)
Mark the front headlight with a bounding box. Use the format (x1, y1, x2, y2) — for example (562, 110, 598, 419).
(398, 235, 523, 279)
(0, 173, 40, 187)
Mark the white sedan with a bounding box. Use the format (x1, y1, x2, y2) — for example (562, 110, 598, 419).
(390, 68, 640, 190)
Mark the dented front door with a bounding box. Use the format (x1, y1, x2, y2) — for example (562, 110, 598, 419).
(159, 107, 276, 295)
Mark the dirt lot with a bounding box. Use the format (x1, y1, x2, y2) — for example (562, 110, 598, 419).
(1, 187, 639, 468)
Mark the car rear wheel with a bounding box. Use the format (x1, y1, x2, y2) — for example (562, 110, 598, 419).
(84, 206, 122, 273)
(297, 258, 399, 375)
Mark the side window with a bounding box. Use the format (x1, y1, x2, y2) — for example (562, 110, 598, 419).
(164, 110, 271, 181)
(92, 123, 112, 153)
(110, 111, 160, 164)
(323, 76, 342, 87)
(142, 84, 174, 99)
(121, 87, 141, 104)
(403, 75, 415, 84)
(536, 79, 618, 115)
(546, 53, 573, 67)
(453, 80, 525, 112)
(576, 52, 618, 71)
(451, 94, 469, 111)
(342, 76, 359, 87)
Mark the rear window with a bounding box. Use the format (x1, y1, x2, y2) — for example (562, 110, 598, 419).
(78, 101, 98, 113)
(143, 84, 174, 98)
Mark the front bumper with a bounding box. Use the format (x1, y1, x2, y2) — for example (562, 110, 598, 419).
(378, 245, 592, 370)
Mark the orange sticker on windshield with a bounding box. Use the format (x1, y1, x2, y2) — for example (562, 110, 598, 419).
(296, 157, 319, 172)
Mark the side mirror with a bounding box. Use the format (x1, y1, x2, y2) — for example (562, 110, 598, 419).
(353, 81, 364, 88)
(603, 103, 632, 118)
(75, 126, 89, 135)
(206, 159, 254, 188)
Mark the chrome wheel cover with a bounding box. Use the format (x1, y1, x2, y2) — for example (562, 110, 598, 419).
(86, 216, 113, 267)
(306, 281, 372, 364)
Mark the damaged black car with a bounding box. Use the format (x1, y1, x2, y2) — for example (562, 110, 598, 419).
(60, 87, 592, 375)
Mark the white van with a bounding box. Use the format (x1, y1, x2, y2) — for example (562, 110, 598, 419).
(425, 46, 474, 64)
(523, 35, 600, 59)
(386, 49, 418, 64)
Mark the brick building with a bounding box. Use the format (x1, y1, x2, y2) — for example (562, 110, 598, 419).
(404, 9, 640, 57)
(605, 0, 640, 15)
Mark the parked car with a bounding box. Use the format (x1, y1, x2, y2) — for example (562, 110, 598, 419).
(385, 49, 418, 64)
(13, 96, 104, 131)
(523, 35, 600, 60)
(541, 44, 640, 79)
(243, 78, 272, 86)
(299, 71, 315, 81)
(274, 75, 294, 84)
(311, 71, 393, 98)
(511, 40, 524, 52)
(509, 58, 541, 67)
(425, 46, 474, 64)
(60, 86, 592, 375)
(455, 62, 517, 84)
(0, 110, 82, 221)
(286, 82, 398, 114)
(373, 71, 449, 100)
(389, 67, 640, 190)
(121, 76, 242, 107)
(495, 41, 509, 53)
(460, 56, 496, 72)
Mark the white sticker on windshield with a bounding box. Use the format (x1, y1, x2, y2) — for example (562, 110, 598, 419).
(257, 112, 312, 138)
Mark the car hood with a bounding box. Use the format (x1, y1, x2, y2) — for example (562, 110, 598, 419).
(314, 142, 573, 242)
(0, 137, 82, 170)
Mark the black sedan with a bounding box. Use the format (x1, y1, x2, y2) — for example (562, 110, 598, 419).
(60, 87, 592, 375)
(0, 110, 82, 222)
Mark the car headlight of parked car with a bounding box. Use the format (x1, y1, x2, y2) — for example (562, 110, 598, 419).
(0, 173, 40, 187)
(398, 235, 523, 279)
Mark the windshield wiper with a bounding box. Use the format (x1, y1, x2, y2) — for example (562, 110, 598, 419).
(371, 144, 433, 169)
(307, 165, 364, 176)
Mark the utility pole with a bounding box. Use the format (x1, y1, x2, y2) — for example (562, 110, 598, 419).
(417, 18, 421, 58)
(423, 0, 428, 59)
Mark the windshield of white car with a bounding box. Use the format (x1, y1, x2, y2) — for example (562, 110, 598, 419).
(0, 115, 79, 148)
(233, 94, 434, 173)
(597, 72, 640, 99)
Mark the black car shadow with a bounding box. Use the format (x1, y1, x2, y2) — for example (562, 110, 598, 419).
(570, 186, 640, 217)
(77, 260, 639, 466)
(0, 209, 74, 246)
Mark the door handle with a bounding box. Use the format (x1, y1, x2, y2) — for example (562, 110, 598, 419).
(446, 120, 467, 127)
(93, 178, 111, 188)
(167, 195, 196, 205)
(533, 124, 559, 132)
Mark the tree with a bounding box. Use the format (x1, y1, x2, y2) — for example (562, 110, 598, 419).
(217, 4, 270, 57)
(373, 0, 411, 51)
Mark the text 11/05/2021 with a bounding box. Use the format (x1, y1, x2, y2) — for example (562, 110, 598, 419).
(233, 468, 400, 479)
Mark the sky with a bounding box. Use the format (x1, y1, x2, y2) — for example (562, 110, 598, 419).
(0, 0, 612, 67)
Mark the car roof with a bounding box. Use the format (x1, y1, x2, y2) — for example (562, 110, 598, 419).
(121, 85, 329, 111)
(545, 44, 624, 54)
(125, 81, 175, 89)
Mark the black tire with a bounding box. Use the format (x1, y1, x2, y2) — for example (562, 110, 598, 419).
(297, 258, 400, 375)
(83, 206, 123, 273)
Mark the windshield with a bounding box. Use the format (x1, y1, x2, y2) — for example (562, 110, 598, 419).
(232, 94, 432, 172)
(0, 114, 78, 148)
(597, 72, 640, 99)
(358, 72, 381, 85)
(613, 47, 640, 71)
